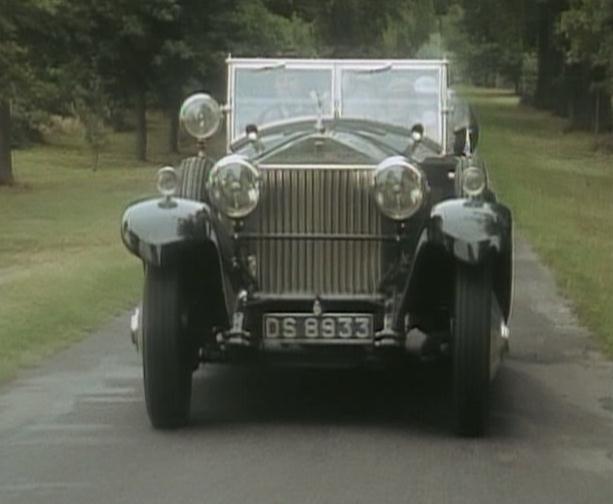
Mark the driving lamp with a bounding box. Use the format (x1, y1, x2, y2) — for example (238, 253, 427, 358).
(179, 93, 222, 140)
(157, 166, 178, 197)
(207, 155, 261, 219)
(462, 166, 486, 197)
(373, 156, 425, 221)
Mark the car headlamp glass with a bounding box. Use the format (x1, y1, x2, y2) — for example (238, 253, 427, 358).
(373, 156, 425, 221)
(157, 166, 178, 197)
(179, 93, 222, 140)
(207, 155, 261, 219)
(462, 166, 486, 197)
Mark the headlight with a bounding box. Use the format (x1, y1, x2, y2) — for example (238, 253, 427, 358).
(462, 166, 486, 197)
(157, 166, 178, 197)
(373, 156, 425, 220)
(207, 155, 261, 219)
(179, 93, 222, 140)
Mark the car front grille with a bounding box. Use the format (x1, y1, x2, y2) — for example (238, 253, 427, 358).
(246, 166, 383, 295)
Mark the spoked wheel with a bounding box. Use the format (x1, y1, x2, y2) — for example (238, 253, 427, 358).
(452, 261, 493, 437)
(142, 265, 193, 429)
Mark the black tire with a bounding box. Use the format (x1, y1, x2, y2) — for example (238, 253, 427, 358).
(452, 262, 492, 437)
(142, 265, 193, 429)
(177, 156, 211, 201)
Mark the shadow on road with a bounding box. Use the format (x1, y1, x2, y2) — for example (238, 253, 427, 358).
(188, 361, 514, 437)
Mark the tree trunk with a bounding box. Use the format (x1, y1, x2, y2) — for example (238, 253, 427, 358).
(594, 88, 612, 133)
(563, 63, 612, 132)
(534, 1, 552, 108)
(168, 104, 180, 154)
(135, 88, 147, 162)
(566, 63, 592, 130)
(592, 65, 612, 133)
(535, 0, 567, 110)
(0, 100, 14, 186)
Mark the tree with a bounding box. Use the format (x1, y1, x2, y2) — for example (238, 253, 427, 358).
(559, 0, 613, 132)
(440, 0, 612, 132)
(442, 0, 534, 89)
(58, 0, 188, 161)
(0, 0, 36, 185)
(228, 0, 317, 56)
(0, 0, 74, 184)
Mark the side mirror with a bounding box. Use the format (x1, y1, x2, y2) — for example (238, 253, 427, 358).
(449, 96, 479, 156)
(453, 125, 479, 156)
(453, 117, 479, 156)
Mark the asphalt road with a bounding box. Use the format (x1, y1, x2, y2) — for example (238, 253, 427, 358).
(1, 238, 612, 504)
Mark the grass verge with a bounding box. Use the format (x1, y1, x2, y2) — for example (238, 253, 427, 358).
(0, 116, 185, 382)
(470, 88, 613, 355)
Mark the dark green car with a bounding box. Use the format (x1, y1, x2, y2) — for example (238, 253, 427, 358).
(121, 58, 513, 436)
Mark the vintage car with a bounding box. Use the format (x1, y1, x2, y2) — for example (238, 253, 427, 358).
(121, 58, 513, 436)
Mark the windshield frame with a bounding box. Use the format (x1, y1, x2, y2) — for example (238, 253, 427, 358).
(226, 57, 449, 154)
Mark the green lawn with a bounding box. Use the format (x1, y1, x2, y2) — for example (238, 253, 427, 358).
(0, 116, 188, 382)
(470, 89, 613, 355)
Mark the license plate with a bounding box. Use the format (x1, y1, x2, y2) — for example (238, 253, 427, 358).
(263, 313, 373, 340)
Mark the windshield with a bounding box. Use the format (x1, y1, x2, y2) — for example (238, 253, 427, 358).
(233, 66, 333, 139)
(229, 59, 447, 147)
(340, 67, 442, 142)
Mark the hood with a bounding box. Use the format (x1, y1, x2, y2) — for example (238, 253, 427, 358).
(231, 118, 442, 166)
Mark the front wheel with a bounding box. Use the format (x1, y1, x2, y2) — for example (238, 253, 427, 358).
(142, 266, 193, 429)
(452, 262, 492, 437)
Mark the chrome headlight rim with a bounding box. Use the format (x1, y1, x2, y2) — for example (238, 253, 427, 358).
(461, 165, 487, 198)
(179, 93, 222, 140)
(373, 156, 426, 221)
(207, 155, 261, 219)
(156, 166, 178, 198)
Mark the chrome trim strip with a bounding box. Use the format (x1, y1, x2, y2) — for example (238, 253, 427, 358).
(227, 57, 450, 67)
(263, 339, 372, 347)
(250, 293, 385, 303)
(258, 164, 375, 170)
(241, 232, 392, 241)
(264, 312, 374, 318)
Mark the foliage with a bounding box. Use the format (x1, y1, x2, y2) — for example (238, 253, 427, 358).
(230, 0, 318, 57)
(381, 1, 437, 58)
(310, 0, 437, 57)
(559, 0, 613, 90)
(442, 1, 532, 89)
(445, 0, 612, 132)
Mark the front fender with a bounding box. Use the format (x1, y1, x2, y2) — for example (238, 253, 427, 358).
(121, 197, 233, 327)
(428, 199, 512, 265)
(400, 198, 513, 324)
(121, 197, 221, 267)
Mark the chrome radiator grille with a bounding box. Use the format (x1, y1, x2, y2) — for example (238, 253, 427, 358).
(249, 167, 383, 295)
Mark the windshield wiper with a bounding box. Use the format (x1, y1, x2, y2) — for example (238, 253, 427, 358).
(256, 61, 286, 72)
(353, 63, 393, 74)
